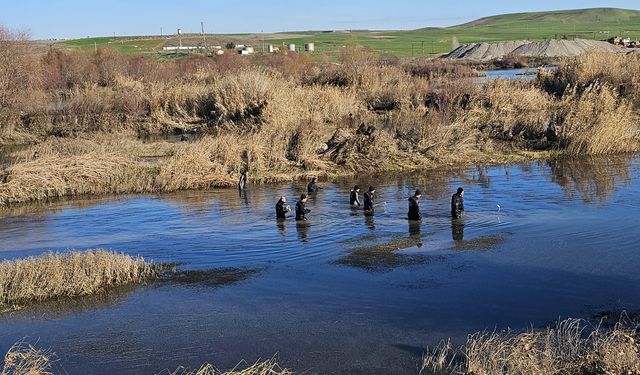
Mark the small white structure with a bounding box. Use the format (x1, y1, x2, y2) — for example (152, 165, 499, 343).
(216, 50, 225, 55)
(305, 43, 315, 52)
(267, 44, 275, 53)
(287, 43, 296, 52)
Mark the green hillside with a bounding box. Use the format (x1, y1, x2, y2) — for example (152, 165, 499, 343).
(61, 7, 640, 56)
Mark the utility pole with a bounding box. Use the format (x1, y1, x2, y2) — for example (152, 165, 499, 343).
(94, 41, 97, 54)
(160, 27, 163, 37)
(177, 28, 182, 49)
(262, 30, 265, 53)
(201, 22, 205, 44)
(411, 43, 414, 57)
(421, 41, 424, 55)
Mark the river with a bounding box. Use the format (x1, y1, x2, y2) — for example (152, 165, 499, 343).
(1, 154, 639, 374)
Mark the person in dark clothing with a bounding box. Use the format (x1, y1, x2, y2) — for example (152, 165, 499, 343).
(350, 185, 362, 206)
(238, 170, 247, 191)
(451, 187, 465, 219)
(363, 186, 376, 213)
(295, 194, 311, 221)
(408, 190, 422, 221)
(275, 196, 291, 219)
(307, 177, 321, 193)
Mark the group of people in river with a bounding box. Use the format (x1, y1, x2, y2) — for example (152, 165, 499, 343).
(241, 175, 466, 222)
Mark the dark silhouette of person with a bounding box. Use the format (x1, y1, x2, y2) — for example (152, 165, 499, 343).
(238, 170, 247, 191)
(363, 186, 376, 213)
(408, 190, 422, 221)
(307, 177, 321, 193)
(295, 194, 311, 221)
(275, 196, 290, 219)
(451, 187, 465, 219)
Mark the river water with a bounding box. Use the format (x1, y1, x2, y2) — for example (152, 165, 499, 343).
(1, 154, 639, 374)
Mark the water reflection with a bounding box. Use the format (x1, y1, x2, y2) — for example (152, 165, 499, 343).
(546, 155, 633, 203)
(296, 221, 309, 243)
(364, 213, 376, 230)
(451, 219, 464, 241)
(276, 219, 287, 237)
(408, 221, 423, 248)
(2, 284, 140, 319)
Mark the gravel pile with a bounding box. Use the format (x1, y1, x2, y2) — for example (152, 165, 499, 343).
(447, 39, 624, 61)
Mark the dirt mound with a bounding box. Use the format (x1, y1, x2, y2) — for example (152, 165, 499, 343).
(446, 40, 530, 61)
(513, 39, 621, 57)
(447, 39, 624, 61)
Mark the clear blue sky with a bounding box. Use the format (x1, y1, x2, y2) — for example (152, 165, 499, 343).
(1, 0, 639, 39)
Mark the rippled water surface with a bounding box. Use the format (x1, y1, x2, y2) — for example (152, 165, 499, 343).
(1, 154, 640, 374)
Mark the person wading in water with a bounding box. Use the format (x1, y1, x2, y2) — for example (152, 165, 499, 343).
(451, 187, 465, 219)
(296, 194, 311, 221)
(275, 196, 291, 219)
(350, 185, 361, 206)
(307, 177, 321, 193)
(363, 186, 376, 214)
(408, 190, 422, 221)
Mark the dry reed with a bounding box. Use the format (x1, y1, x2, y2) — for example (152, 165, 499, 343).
(1, 40, 640, 207)
(0, 342, 53, 375)
(0, 250, 158, 306)
(168, 358, 292, 375)
(422, 318, 640, 375)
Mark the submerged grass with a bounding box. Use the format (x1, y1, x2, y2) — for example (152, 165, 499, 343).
(422, 318, 640, 375)
(0, 250, 158, 307)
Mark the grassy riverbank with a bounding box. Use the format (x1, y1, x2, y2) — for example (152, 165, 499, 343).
(1, 25, 640, 207)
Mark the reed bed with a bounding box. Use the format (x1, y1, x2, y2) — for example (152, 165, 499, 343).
(0, 342, 53, 375)
(0, 250, 158, 306)
(1, 30, 640, 207)
(422, 318, 640, 375)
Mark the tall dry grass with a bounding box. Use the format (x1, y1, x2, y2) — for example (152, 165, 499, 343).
(168, 358, 292, 375)
(1, 35, 640, 206)
(422, 318, 640, 375)
(1, 342, 53, 375)
(1, 342, 289, 375)
(0, 250, 157, 306)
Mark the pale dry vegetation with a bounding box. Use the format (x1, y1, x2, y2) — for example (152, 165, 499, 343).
(0, 342, 289, 375)
(0, 250, 158, 307)
(422, 318, 640, 375)
(168, 358, 292, 375)
(1, 342, 53, 375)
(0, 27, 639, 207)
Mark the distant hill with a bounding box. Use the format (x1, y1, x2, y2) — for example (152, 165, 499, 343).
(61, 8, 640, 57)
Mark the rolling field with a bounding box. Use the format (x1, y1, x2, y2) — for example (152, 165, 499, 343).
(61, 7, 640, 56)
